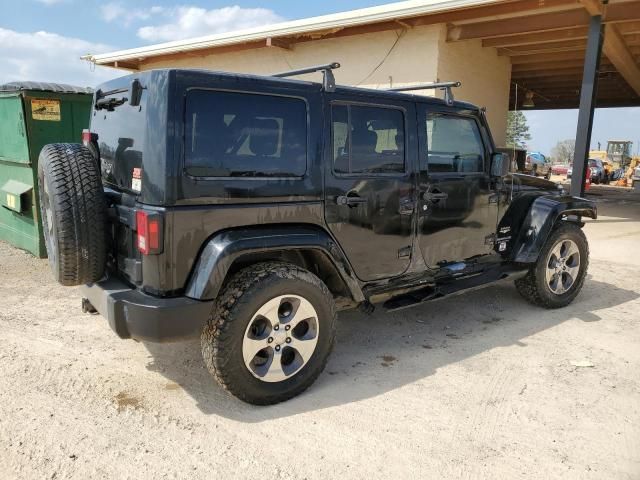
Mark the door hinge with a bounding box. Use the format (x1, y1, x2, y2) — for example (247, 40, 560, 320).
(398, 245, 411, 258)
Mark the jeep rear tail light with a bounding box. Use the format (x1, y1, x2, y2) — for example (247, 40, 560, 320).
(136, 210, 162, 255)
(81, 129, 98, 146)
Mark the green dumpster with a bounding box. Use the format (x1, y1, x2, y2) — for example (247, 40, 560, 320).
(0, 82, 93, 257)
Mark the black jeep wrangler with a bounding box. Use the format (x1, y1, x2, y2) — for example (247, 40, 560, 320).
(38, 66, 596, 405)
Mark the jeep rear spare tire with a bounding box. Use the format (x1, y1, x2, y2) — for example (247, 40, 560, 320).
(38, 143, 107, 286)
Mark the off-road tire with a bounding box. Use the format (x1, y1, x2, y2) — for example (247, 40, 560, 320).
(515, 222, 589, 309)
(37, 143, 107, 286)
(201, 262, 337, 405)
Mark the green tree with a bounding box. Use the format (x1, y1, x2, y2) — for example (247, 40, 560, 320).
(506, 111, 532, 149)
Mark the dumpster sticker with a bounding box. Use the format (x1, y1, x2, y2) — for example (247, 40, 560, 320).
(31, 99, 61, 121)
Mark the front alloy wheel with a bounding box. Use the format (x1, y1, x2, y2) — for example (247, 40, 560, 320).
(545, 239, 580, 295)
(515, 223, 589, 309)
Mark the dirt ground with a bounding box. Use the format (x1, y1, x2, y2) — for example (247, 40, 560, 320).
(1, 185, 639, 480)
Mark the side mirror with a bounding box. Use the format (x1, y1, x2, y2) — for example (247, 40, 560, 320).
(491, 152, 510, 177)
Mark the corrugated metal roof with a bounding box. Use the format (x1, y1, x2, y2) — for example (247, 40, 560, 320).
(0, 81, 93, 94)
(86, 0, 498, 65)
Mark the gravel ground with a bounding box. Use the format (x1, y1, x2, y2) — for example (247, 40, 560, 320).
(1, 186, 639, 480)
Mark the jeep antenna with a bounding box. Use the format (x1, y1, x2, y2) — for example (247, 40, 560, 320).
(273, 62, 341, 93)
(387, 81, 461, 106)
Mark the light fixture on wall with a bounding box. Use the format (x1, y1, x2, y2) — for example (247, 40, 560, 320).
(522, 91, 535, 108)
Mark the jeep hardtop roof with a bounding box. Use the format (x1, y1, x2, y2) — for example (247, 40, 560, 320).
(96, 68, 480, 112)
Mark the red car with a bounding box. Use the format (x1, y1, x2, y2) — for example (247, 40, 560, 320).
(551, 164, 570, 175)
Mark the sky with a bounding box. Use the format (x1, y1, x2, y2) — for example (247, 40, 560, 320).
(1, 0, 638, 157)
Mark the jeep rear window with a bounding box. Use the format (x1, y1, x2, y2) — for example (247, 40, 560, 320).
(184, 90, 307, 177)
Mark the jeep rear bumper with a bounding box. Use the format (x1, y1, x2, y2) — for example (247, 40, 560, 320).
(82, 278, 213, 343)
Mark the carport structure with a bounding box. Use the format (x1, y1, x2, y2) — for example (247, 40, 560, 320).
(444, 0, 640, 195)
(88, 0, 640, 196)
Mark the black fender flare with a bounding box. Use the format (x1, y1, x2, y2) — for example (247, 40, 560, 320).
(184, 225, 365, 303)
(511, 195, 597, 263)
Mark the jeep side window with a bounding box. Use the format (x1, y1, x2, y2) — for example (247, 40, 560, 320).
(184, 90, 307, 177)
(332, 104, 405, 175)
(424, 114, 485, 173)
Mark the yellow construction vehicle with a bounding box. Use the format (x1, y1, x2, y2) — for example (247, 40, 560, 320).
(589, 140, 633, 170)
(590, 140, 635, 185)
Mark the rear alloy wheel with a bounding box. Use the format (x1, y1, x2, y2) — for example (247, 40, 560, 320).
(202, 262, 336, 405)
(515, 223, 589, 308)
(242, 295, 320, 382)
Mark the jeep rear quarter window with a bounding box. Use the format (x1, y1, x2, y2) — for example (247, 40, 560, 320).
(184, 90, 307, 178)
(425, 114, 485, 173)
(332, 104, 405, 175)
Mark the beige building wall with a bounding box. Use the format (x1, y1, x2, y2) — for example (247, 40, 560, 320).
(142, 23, 510, 146)
(143, 25, 442, 87)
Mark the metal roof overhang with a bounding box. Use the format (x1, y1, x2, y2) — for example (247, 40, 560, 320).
(87, 0, 640, 110)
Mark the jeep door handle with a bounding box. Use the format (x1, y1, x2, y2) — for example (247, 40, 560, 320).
(423, 191, 448, 202)
(336, 194, 367, 207)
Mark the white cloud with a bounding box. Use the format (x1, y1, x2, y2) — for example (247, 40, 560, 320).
(137, 5, 284, 42)
(101, 3, 126, 22)
(0, 28, 121, 88)
(101, 2, 158, 25)
(99, 3, 283, 43)
(35, 0, 66, 5)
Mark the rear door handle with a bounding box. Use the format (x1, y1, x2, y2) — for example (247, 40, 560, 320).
(336, 195, 367, 207)
(423, 191, 448, 202)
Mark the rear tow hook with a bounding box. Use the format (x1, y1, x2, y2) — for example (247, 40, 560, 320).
(81, 298, 98, 315)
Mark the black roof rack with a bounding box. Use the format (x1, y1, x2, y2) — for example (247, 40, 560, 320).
(270, 64, 460, 103)
(387, 81, 461, 105)
(273, 62, 340, 92)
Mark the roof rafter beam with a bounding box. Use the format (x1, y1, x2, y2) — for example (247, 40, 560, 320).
(266, 37, 294, 50)
(512, 58, 615, 72)
(416, 0, 577, 29)
(602, 24, 640, 95)
(482, 27, 589, 48)
(448, 2, 640, 42)
(512, 74, 626, 87)
(578, 0, 602, 16)
(484, 27, 640, 49)
(508, 44, 640, 63)
(577, 0, 640, 96)
(497, 39, 589, 55)
(113, 60, 139, 71)
(448, 9, 590, 41)
(603, 1, 640, 23)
